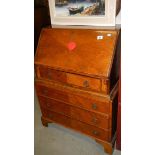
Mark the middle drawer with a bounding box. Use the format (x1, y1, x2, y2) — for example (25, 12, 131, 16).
(38, 95, 111, 129)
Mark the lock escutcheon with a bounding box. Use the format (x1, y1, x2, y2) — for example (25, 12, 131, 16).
(92, 103, 97, 110)
(83, 80, 89, 88)
(47, 70, 52, 79)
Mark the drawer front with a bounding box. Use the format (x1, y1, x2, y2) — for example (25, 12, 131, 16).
(42, 109, 111, 142)
(38, 96, 110, 129)
(37, 66, 101, 92)
(35, 83, 110, 115)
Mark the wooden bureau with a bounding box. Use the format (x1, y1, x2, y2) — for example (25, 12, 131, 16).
(35, 28, 120, 155)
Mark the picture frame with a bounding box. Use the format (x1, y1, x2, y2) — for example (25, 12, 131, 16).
(48, 0, 118, 27)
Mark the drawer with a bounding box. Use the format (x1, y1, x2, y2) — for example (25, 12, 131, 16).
(38, 96, 111, 129)
(42, 109, 111, 142)
(36, 66, 101, 92)
(35, 83, 110, 115)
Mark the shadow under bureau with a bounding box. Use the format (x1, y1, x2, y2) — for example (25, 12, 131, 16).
(35, 28, 120, 155)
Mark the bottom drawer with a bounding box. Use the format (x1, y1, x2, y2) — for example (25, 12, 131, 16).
(42, 109, 111, 142)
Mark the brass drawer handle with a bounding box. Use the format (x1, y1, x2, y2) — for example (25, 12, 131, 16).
(43, 89, 48, 95)
(92, 103, 97, 110)
(46, 102, 50, 107)
(91, 118, 98, 124)
(47, 70, 52, 79)
(92, 130, 99, 136)
(83, 80, 89, 88)
(59, 111, 65, 115)
(48, 113, 52, 118)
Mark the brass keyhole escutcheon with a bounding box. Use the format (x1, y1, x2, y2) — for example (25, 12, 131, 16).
(92, 103, 97, 110)
(83, 80, 89, 88)
(47, 70, 52, 79)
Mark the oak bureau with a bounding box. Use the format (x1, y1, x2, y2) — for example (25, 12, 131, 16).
(35, 28, 120, 154)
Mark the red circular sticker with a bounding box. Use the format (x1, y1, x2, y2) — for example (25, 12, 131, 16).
(67, 42, 76, 51)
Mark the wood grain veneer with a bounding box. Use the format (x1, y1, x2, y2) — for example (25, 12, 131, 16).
(35, 28, 120, 155)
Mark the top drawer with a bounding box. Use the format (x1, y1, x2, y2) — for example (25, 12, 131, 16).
(36, 66, 102, 92)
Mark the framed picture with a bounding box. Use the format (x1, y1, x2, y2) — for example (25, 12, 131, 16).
(48, 0, 119, 26)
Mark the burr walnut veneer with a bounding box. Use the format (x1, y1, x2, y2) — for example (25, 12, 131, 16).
(35, 28, 120, 155)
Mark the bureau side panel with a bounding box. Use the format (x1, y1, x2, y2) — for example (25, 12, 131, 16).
(111, 93, 118, 139)
(109, 30, 121, 91)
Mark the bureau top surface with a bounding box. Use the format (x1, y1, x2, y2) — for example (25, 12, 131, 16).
(35, 28, 119, 78)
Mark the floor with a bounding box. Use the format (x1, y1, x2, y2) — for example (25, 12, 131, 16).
(34, 93, 121, 155)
